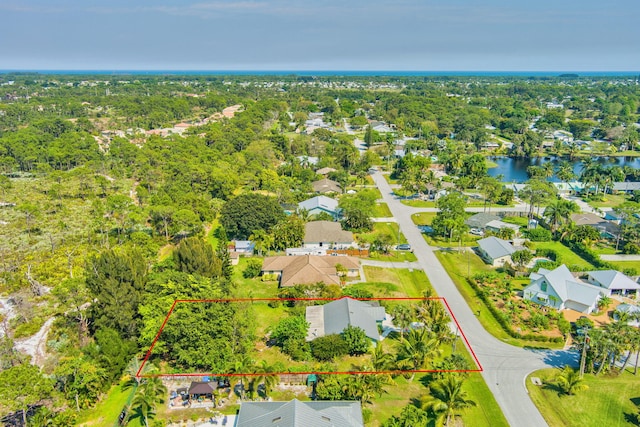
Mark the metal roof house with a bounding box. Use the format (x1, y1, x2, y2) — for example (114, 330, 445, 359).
(583, 270, 640, 297)
(235, 399, 363, 427)
(523, 265, 603, 314)
(476, 237, 516, 267)
(298, 196, 340, 219)
(306, 297, 387, 342)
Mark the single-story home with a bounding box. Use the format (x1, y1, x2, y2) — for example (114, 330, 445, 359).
(485, 220, 521, 237)
(306, 297, 387, 342)
(232, 240, 255, 255)
(316, 167, 337, 176)
(570, 213, 620, 237)
(235, 399, 364, 427)
(465, 213, 500, 230)
(476, 236, 516, 267)
(583, 270, 640, 297)
(304, 221, 356, 249)
(312, 178, 342, 194)
(261, 255, 359, 288)
(523, 264, 603, 314)
(612, 182, 640, 193)
(298, 196, 339, 219)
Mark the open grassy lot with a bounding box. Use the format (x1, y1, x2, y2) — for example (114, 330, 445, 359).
(435, 250, 563, 349)
(412, 212, 436, 225)
(527, 368, 640, 427)
(371, 202, 393, 217)
(607, 260, 640, 275)
(360, 266, 432, 297)
(358, 221, 407, 246)
(529, 241, 596, 270)
(585, 193, 628, 209)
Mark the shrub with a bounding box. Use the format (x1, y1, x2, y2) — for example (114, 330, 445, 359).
(342, 325, 370, 355)
(243, 258, 263, 278)
(311, 334, 349, 361)
(525, 227, 552, 242)
(14, 317, 44, 339)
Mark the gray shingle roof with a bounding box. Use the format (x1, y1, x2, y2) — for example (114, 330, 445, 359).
(236, 399, 363, 427)
(477, 236, 516, 260)
(304, 221, 354, 244)
(322, 298, 385, 341)
(465, 213, 500, 229)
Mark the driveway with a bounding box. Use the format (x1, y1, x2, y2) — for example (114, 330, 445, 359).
(371, 171, 578, 427)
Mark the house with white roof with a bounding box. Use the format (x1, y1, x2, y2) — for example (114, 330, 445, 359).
(298, 196, 339, 219)
(583, 270, 640, 297)
(485, 220, 521, 237)
(523, 265, 603, 314)
(476, 237, 516, 267)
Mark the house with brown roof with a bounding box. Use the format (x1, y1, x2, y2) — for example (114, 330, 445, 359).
(261, 255, 360, 287)
(570, 213, 620, 238)
(304, 221, 356, 250)
(312, 178, 342, 194)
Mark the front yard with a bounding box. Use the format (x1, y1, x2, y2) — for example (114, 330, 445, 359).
(527, 368, 640, 427)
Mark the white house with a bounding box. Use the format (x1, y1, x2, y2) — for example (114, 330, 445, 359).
(583, 270, 640, 297)
(298, 196, 339, 219)
(476, 237, 516, 267)
(523, 265, 603, 314)
(303, 221, 356, 250)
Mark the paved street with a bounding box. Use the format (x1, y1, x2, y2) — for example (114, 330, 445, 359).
(371, 171, 578, 427)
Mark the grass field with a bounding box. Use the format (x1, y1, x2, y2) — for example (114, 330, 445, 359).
(361, 266, 432, 297)
(527, 368, 640, 427)
(585, 193, 628, 209)
(371, 202, 393, 217)
(77, 381, 135, 427)
(411, 212, 436, 225)
(529, 241, 596, 270)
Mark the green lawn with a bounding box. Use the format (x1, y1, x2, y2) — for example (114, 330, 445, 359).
(77, 381, 135, 427)
(358, 222, 407, 246)
(501, 216, 529, 227)
(367, 251, 418, 262)
(371, 202, 393, 218)
(411, 212, 436, 226)
(607, 261, 640, 275)
(529, 241, 595, 270)
(527, 368, 640, 427)
(423, 234, 482, 248)
(585, 193, 628, 209)
(361, 266, 432, 297)
(435, 250, 562, 349)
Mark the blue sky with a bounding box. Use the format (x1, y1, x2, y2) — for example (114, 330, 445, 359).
(1, 0, 639, 71)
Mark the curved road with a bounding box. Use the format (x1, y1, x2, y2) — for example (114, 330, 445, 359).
(371, 171, 578, 427)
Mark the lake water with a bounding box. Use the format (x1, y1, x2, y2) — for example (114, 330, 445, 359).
(487, 156, 640, 183)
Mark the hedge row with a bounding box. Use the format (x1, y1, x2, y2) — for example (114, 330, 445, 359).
(467, 277, 563, 343)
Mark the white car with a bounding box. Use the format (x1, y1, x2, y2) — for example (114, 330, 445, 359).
(469, 228, 484, 236)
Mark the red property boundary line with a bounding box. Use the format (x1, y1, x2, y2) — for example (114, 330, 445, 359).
(137, 297, 483, 378)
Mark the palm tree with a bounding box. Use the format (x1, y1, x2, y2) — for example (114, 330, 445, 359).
(397, 328, 443, 381)
(130, 377, 166, 427)
(229, 355, 255, 399)
(555, 366, 588, 395)
(543, 198, 579, 232)
(249, 229, 272, 256)
(391, 304, 413, 339)
(556, 161, 576, 184)
(421, 375, 476, 426)
(371, 342, 395, 372)
(253, 360, 279, 399)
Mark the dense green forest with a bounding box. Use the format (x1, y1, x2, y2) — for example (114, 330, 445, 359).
(0, 72, 639, 426)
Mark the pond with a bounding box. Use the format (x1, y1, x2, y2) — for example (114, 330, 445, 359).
(486, 156, 640, 183)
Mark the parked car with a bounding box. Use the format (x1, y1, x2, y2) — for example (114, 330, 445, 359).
(397, 244, 412, 251)
(469, 228, 484, 236)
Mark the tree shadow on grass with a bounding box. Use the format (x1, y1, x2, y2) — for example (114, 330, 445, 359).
(625, 397, 640, 426)
(541, 381, 567, 398)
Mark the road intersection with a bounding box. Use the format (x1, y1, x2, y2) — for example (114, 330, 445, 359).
(371, 171, 578, 427)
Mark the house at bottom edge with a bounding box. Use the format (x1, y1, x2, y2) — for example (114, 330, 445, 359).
(235, 399, 363, 427)
(523, 264, 603, 314)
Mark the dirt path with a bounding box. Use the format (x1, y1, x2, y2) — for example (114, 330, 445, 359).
(14, 317, 55, 365)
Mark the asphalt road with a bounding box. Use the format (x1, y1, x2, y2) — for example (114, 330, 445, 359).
(372, 171, 578, 427)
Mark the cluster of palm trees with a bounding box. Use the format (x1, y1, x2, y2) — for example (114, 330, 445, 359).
(578, 159, 625, 197)
(228, 356, 280, 401)
(576, 319, 640, 377)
